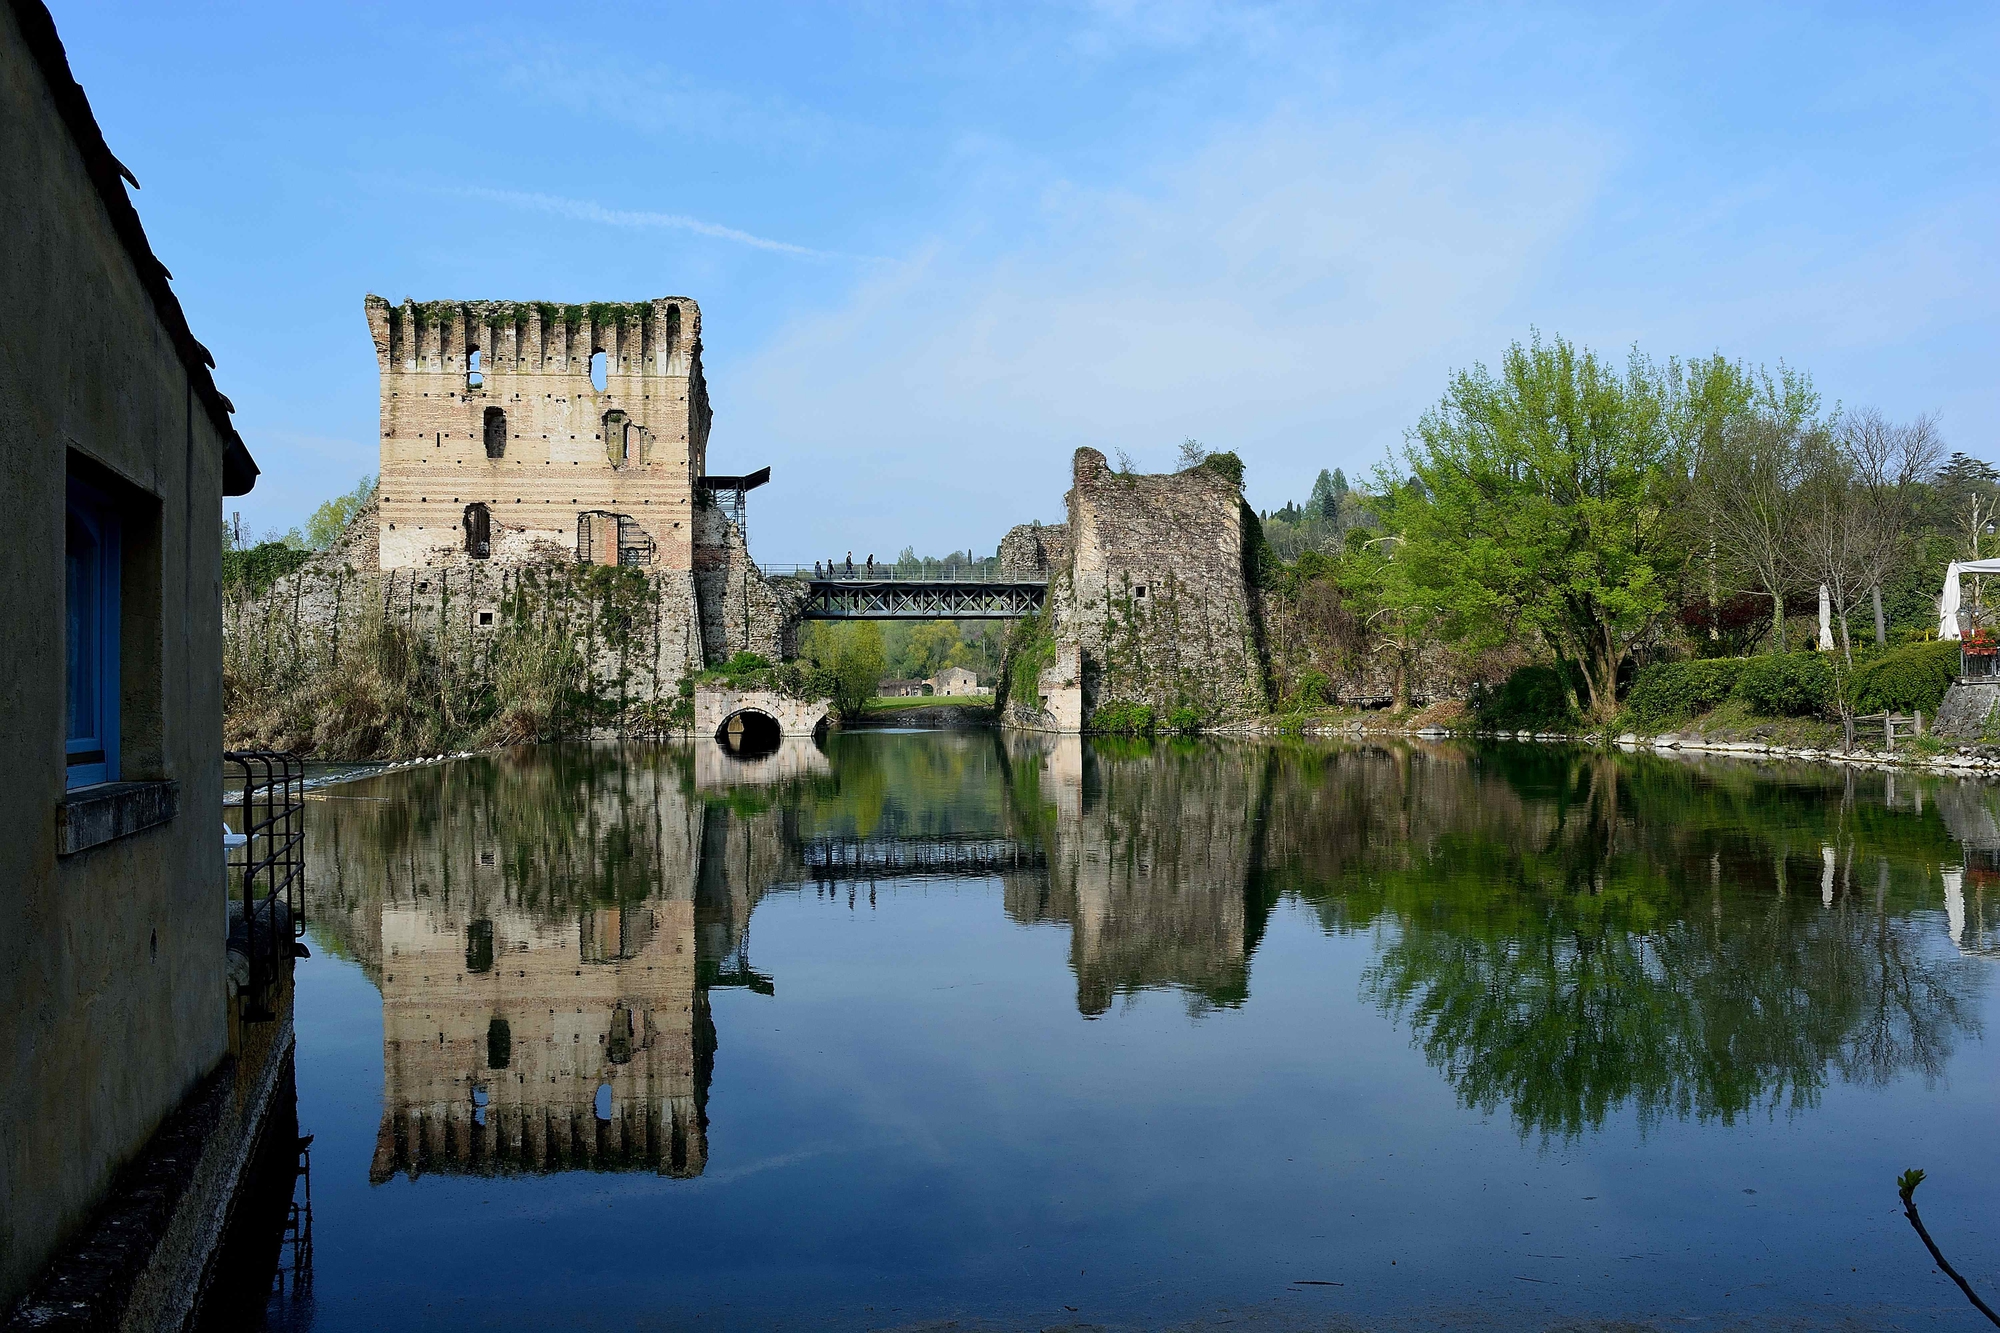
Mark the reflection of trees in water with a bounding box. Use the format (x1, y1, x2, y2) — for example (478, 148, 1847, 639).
(1260, 745, 1986, 1139)
(311, 735, 1990, 1142)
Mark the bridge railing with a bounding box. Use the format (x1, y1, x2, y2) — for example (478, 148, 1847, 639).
(762, 560, 1041, 584)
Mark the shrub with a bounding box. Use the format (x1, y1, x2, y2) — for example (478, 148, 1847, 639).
(1090, 700, 1155, 734)
(1849, 639, 1960, 717)
(1732, 652, 1833, 717)
(1293, 669, 1331, 710)
(1165, 706, 1201, 733)
(1625, 658, 1746, 726)
(1474, 664, 1580, 730)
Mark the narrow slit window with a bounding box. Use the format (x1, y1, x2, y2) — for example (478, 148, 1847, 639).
(590, 350, 607, 393)
(466, 347, 483, 389)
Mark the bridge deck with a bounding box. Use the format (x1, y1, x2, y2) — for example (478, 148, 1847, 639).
(770, 569, 1047, 620)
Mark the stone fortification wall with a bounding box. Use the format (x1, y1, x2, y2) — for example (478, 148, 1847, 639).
(998, 521, 1070, 578)
(365, 295, 710, 572)
(226, 499, 802, 756)
(1015, 449, 1268, 730)
(694, 504, 808, 663)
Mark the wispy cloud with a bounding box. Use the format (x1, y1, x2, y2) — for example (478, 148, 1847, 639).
(447, 185, 860, 260)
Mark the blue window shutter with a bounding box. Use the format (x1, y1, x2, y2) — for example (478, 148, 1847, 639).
(65, 479, 120, 789)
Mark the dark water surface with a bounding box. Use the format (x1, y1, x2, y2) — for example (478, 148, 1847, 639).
(262, 733, 2000, 1330)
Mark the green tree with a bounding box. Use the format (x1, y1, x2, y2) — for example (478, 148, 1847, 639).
(798, 621, 886, 715)
(1385, 333, 1752, 723)
(304, 474, 378, 552)
(1308, 467, 1348, 522)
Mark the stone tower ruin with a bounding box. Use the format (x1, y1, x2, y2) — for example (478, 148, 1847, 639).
(364, 295, 709, 571)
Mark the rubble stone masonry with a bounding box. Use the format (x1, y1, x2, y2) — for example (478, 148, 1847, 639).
(1026, 448, 1268, 727)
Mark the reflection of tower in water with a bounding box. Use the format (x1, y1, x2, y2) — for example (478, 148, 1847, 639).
(369, 896, 712, 1182)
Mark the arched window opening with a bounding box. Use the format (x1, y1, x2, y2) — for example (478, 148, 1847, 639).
(483, 406, 506, 459)
(590, 350, 607, 393)
(663, 304, 681, 365)
(464, 502, 491, 560)
(466, 346, 483, 389)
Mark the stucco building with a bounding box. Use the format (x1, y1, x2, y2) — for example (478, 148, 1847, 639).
(2, 1, 287, 1323)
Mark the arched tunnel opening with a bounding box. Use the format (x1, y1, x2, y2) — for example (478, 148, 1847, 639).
(717, 709, 782, 758)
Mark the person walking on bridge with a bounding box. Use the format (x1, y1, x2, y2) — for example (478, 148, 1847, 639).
(867, 553, 876, 575)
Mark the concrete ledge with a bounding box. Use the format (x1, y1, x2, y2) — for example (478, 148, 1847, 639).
(56, 780, 178, 857)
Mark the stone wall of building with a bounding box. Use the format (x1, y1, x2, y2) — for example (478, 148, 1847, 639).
(365, 296, 710, 572)
(1009, 449, 1268, 731)
(226, 498, 810, 755)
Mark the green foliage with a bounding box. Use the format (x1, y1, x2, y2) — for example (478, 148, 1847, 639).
(796, 620, 885, 717)
(1197, 451, 1245, 487)
(1292, 668, 1332, 710)
(1733, 652, 1833, 717)
(1475, 664, 1582, 730)
(997, 606, 1057, 714)
(1164, 706, 1202, 733)
(1849, 640, 1961, 717)
(304, 475, 377, 553)
(223, 541, 311, 596)
(1387, 332, 1755, 722)
(1089, 700, 1155, 734)
(1625, 658, 1747, 726)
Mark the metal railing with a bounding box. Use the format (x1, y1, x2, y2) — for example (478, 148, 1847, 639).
(226, 750, 305, 1021)
(761, 560, 1038, 583)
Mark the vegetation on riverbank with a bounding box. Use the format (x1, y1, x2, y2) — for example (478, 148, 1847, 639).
(1250, 331, 1992, 737)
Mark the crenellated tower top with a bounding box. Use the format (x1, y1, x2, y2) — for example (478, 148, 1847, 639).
(363, 295, 702, 380)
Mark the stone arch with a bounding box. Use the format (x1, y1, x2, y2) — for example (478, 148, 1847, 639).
(466, 345, 482, 389)
(483, 406, 506, 459)
(716, 708, 782, 757)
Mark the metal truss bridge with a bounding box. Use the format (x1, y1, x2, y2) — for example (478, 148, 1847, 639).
(762, 564, 1046, 620)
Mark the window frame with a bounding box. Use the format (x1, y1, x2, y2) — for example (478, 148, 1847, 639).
(65, 475, 122, 790)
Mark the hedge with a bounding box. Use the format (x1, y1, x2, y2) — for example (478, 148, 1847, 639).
(1849, 639, 1961, 717)
(1733, 652, 1833, 717)
(1625, 658, 1746, 725)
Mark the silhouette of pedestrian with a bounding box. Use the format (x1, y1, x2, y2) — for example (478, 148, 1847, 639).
(867, 553, 875, 575)
(813, 560, 822, 578)
(845, 551, 854, 576)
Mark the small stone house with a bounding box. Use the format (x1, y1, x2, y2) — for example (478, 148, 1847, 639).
(929, 666, 987, 697)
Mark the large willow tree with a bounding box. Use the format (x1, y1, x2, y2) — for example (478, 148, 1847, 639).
(1385, 333, 1752, 723)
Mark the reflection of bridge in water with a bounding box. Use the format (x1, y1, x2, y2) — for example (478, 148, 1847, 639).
(798, 835, 1045, 883)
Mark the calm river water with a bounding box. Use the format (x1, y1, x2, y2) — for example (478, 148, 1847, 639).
(258, 732, 2000, 1330)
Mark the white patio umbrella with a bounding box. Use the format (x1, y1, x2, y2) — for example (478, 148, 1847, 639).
(1937, 558, 2000, 639)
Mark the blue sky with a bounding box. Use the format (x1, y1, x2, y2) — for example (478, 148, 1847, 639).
(53, 1, 2000, 559)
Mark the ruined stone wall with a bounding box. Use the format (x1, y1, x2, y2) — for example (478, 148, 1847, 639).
(694, 504, 808, 663)
(365, 295, 710, 572)
(1028, 449, 1268, 727)
(998, 521, 1070, 578)
(226, 499, 805, 755)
